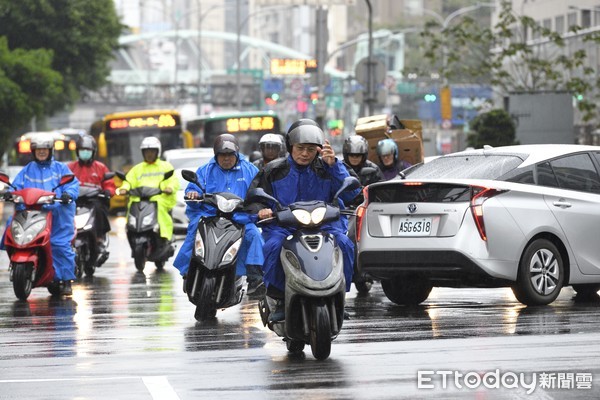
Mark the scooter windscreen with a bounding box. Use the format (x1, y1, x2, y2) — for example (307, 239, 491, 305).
(282, 232, 338, 281)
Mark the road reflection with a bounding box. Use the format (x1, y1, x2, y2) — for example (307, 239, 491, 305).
(10, 297, 78, 357)
(184, 300, 268, 351)
(267, 356, 349, 391)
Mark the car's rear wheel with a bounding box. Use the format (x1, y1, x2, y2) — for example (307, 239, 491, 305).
(381, 276, 432, 305)
(572, 284, 600, 298)
(512, 239, 564, 306)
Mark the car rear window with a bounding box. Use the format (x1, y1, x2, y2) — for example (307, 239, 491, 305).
(369, 183, 472, 203)
(405, 154, 525, 179)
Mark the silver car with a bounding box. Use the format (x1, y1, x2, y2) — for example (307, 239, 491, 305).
(356, 144, 600, 306)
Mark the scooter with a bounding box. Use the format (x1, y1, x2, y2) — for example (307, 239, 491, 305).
(248, 176, 360, 360)
(0, 172, 76, 300)
(180, 169, 246, 321)
(73, 172, 114, 278)
(115, 171, 176, 272)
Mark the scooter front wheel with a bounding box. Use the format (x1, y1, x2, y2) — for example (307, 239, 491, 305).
(12, 263, 33, 300)
(133, 244, 146, 272)
(310, 303, 332, 360)
(194, 276, 217, 321)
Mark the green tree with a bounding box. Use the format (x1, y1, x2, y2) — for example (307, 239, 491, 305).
(0, 0, 123, 108)
(468, 109, 517, 148)
(0, 37, 63, 156)
(421, 1, 598, 122)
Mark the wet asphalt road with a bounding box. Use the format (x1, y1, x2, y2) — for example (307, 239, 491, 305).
(0, 214, 599, 399)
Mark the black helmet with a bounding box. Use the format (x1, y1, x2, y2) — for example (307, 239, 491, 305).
(342, 136, 369, 165)
(76, 135, 97, 162)
(286, 119, 324, 153)
(213, 133, 239, 157)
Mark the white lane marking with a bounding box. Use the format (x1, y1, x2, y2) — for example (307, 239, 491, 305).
(0, 375, 181, 399)
(142, 376, 181, 400)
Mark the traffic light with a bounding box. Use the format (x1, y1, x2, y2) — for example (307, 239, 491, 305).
(310, 92, 319, 105)
(424, 93, 437, 102)
(327, 119, 344, 136)
(264, 92, 280, 106)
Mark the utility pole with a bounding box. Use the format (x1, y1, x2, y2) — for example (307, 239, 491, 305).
(314, 6, 328, 128)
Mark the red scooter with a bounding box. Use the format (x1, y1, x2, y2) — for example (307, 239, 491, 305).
(0, 172, 75, 300)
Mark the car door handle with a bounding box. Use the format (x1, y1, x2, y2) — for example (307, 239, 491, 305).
(552, 200, 572, 208)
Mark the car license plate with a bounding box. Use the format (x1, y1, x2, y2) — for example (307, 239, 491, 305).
(398, 217, 432, 236)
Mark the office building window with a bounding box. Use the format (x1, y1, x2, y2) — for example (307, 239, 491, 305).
(542, 18, 551, 30)
(555, 15, 564, 33)
(582, 9, 591, 28)
(567, 12, 577, 30)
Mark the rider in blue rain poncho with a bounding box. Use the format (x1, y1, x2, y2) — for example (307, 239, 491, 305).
(6, 135, 79, 296)
(246, 119, 361, 321)
(172, 134, 265, 295)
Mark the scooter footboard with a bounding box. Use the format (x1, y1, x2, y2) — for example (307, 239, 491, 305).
(284, 292, 346, 341)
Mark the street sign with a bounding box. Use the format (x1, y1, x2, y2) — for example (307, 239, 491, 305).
(355, 57, 386, 87)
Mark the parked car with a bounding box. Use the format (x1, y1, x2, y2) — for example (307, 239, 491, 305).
(356, 144, 600, 306)
(165, 149, 214, 233)
(163, 148, 214, 170)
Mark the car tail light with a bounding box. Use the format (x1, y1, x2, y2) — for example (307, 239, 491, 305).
(355, 187, 369, 242)
(470, 187, 506, 241)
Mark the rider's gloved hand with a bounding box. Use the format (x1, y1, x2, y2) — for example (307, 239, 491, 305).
(102, 189, 112, 198)
(60, 192, 72, 204)
(2, 191, 12, 201)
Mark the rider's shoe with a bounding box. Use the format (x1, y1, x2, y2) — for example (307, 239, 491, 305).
(246, 265, 265, 297)
(266, 295, 285, 322)
(61, 280, 73, 297)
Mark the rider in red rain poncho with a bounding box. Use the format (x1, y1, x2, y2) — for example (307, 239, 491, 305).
(67, 135, 116, 249)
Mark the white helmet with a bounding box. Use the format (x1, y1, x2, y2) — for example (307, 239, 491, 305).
(140, 136, 162, 157)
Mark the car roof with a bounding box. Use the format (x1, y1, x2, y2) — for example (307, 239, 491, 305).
(163, 148, 214, 160)
(443, 144, 600, 167)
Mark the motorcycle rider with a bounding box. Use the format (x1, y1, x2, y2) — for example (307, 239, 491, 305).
(247, 119, 361, 322)
(173, 134, 265, 296)
(67, 135, 116, 251)
(117, 136, 179, 258)
(342, 135, 383, 195)
(253, 133, 284, 169)
(5, 135, 80, 296)
(377, 138, 412, 181)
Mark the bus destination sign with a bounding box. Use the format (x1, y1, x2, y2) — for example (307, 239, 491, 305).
(226, 117, 275, 133)
(270, 59, 318, 75)
(108, 114, 178, 130)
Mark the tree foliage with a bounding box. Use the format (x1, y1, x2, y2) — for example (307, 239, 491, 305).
(421, 1, 598, 123)
(0, 0, 123, 107)
(0, 37, 63, 156)
(468, 108, 517, 148)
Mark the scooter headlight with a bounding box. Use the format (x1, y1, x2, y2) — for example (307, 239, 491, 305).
(74, 213, 91, 230)
(142, 214, 154, 227)
(12, 220, 47, 245)
(215, 195, 242, 213)
(36, 195, 55, 204)
(194, 231, 205, 259)
(310, 207, 327, 224)
(221, 238, 242, 263)
(292, 209, 311, 225)
(292, 207, 327, 226)
(127, 215, 136, 227)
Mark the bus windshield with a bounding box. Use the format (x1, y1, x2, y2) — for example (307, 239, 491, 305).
(98, 109, 192, 172)
(186, 111, 282, 155)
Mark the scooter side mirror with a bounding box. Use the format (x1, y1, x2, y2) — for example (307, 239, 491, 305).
(181, 169, 206, 193)
(0, 172, 15, 189)
(333, 177, 361, 200)
(246, 188, 281, 210)
(52, 174, 75, 191)
(115, 171, 127, 181)
(361, 167, 377, 175)
(103, 172, 115, 181)
(163, 170, 174, 180)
